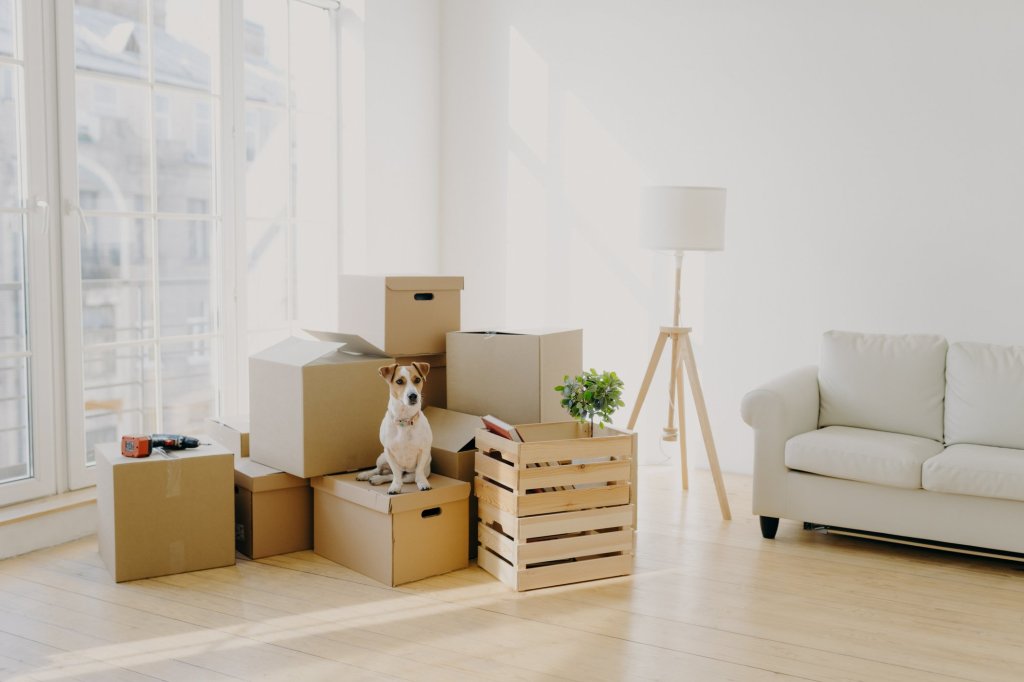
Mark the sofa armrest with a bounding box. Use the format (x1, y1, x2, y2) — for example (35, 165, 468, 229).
(741, 365, 820, 516)
(741, 365, 820, 436)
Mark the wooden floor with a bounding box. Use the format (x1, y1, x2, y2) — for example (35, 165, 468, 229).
(3, 466, 1024, 681)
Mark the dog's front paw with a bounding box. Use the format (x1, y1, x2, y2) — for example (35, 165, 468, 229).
(416, 478, 432, 491)
(355, 469, 375, 481)
(369, 474, 391, 486)
(387, 482, 403, 495)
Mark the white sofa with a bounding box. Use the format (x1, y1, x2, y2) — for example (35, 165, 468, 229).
(741, 330, 1024, 554)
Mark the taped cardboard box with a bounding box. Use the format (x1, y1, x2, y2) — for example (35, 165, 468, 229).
(304, 331, 447, 409)
(447, 328, 583, 425)
(312, 472, 470, 586)
(234, 457, 312, 559)
(96, 442, 234, 583)
(424, 406, 482, 557)
(206, 414, 250, 457)
(323, 275, 464, 356)
(249, 337, 392, 478)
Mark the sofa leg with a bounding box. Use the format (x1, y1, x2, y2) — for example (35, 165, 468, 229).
(759, 516, 780, 539)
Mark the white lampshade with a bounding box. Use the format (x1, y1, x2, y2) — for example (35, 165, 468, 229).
(639, 186, 727, 252)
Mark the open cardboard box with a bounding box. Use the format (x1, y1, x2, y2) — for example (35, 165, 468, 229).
(205, 414, 250, 457)
(249, 337, 391, 478)
(424, 406, 482, 557)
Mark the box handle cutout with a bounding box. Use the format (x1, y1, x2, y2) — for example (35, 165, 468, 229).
(421, 506, 442, 518)
(414, 293, 434, 301)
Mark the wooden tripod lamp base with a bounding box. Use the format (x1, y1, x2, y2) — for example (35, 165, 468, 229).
(627, 326, 731, 521)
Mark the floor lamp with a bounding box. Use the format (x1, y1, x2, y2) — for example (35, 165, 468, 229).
(627, 186, 731, 520)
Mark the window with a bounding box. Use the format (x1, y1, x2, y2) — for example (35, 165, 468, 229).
(0, 0, 57, 505)
(0, 0, 340, 500)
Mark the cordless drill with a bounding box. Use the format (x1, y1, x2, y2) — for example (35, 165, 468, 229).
(121, 434, 201, 458)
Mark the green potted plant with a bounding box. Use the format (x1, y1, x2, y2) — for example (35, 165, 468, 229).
(555, 369, 625, 436)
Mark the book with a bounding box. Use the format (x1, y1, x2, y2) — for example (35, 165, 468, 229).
(481, 415, 522, 442)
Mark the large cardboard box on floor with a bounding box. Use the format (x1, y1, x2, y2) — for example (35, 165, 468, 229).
(234, 457, 312, 559)
(328, 275, 464, 356)
(206, 414, 250, 457)
(447, 328, 583, 424)
(305, 331, 448, 409)
(96, 442, 235, 583)
(424, 406, 482, 557)
(249, 338, 391, 478)
(312, 472, 470, 586)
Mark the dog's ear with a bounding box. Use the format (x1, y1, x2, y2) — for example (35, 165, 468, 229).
(379, 364, 398, 382)
(412, 362, 430, 380)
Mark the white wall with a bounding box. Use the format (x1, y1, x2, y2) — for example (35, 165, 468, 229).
(340, 0, 440, 275)
(439, 0, 1024, 473)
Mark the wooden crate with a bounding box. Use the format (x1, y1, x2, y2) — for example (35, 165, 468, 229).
(474, 421, 638, 591)
(477, 501, 635, 591)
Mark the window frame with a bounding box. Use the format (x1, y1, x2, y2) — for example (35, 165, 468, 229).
(0, 0, 59, 506)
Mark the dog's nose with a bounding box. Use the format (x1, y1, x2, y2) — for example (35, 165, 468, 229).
(408, 393, 419, 404)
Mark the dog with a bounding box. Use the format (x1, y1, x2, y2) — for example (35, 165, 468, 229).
(355, 362, 433, 494)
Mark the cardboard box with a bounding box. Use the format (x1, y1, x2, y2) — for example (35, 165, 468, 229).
(206, 415, 250, 457)
(304, 331, 448, 409)
(447, 328, 583, 424)
(234, 457, 312, 559)
(424, 406, 482, 557)
(249, 337, 391, 478)
(96, 442, 235, 582)
(312, 472, 470, 586)
(330, 275, 464, 356)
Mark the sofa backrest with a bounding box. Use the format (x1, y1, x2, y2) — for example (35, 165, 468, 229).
(818, 330, 947, 441)
(945, 341, 1024, 449)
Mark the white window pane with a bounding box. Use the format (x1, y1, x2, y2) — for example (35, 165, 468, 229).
(247, 220, 288, 330)
(293, 111, 337, 221)
(81, 216, 153, 345)
(0, 64, 23, 208)
(74, 0, 148, 80)
(0, 357, 30, 484)
(76, 76, 151, 212)
(0, 215, 26, 355)
(152, 0, 218, 92)
(290, 1, 335, 114)
(161, 338, 215, 434)
(294, 221, 337, 327)
(0, 0, 14, 58)
(83, 344, 157, 466)
(245, 106, 288, 219)
(243, 0, 287, 106)
(158, 219, 214, 338)
(155, 90, 214, 214)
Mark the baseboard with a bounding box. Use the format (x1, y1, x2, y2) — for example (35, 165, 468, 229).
(0, 490, 97, 560)
(806, 523, 1024, 563)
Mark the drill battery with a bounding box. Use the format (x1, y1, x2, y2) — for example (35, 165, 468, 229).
(121, 435, 152, 458)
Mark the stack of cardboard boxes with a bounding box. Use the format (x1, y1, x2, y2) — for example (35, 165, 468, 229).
(96, 273, 590, 589)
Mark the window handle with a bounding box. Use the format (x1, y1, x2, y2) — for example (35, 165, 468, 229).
(63, 199, 92, 236)
(32, 198, 49, 234)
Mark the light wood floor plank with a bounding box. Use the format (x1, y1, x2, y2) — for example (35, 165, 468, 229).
(3, 467, 1024, 680)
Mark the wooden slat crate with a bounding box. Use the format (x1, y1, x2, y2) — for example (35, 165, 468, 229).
(474, 421, 638, 591)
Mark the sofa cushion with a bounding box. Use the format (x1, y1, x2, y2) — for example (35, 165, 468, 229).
(785, 426, 943, 489)
(945, 341, 1024, 450)
(818, 330, 947, 441)
(922, 443, 1024, 502)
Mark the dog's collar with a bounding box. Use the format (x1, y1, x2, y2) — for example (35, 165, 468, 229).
(394, 412, 419, 427)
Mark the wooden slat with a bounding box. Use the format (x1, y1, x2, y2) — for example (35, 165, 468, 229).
(517, 505, 635, 540)
(517, 434, 632, 466)
(476, 499, 517, 536)
(517, 529, 635, 564)
(517, 483, 631, 517)
(518, 459, 630, 490)
(518, 554, 635, 592)
(473, 476, 518, 515)
(474, 430, 520, 463)
(476, 546, 518, 588)
(474, 451, 517, 488)
(477, 523, 517, 564)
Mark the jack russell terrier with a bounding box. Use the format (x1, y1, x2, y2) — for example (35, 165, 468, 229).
(356, 362, 433, 494)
